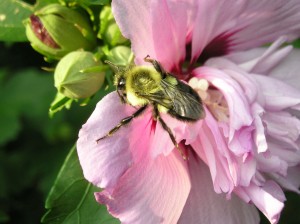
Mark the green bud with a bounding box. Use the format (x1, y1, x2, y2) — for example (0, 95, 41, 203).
(54, 51, 105, 99)
(106, 46, 133, 66)
(99, 6, 127, 46)
(25, 4, 96, 60)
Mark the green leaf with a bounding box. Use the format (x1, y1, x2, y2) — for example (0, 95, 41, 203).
(76, 0, 110, 5)
(0, 210, 10, 222)
(293, 39, 300, 48)
(42, 145, 120, 224)
(0, 69, 54, 146)
(0, 0, 33, 42)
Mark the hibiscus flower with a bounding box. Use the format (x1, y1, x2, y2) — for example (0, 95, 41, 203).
(77, 0, 300, 223)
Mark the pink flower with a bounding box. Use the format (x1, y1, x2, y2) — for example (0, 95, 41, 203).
(77, 1, 300, 223)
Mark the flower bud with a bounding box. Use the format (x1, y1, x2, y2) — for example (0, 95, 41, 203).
(25, 4, 96, 60)
(54, 51, 105, 99)
(106, 46, 133, 66)
(99, 6, 127, 46)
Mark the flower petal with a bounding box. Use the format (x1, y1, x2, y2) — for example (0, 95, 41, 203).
(112, 0, 190, 71)
(191, 0, 300, 61)
(95, 151, 191, 224)
(178, 155, 260, 224)
(77, 92, 156, 188)
(268, 48, 300, 90)
(193, 66, 253, 142)
(253, 74, 300, 111)
(192, 109, 256, 193)
(272, 166, 300, 193)
(151, 113, 203, 157)
(77, 92, 137, 188)
(225, 36, 293, 74)
(237, 181, 285, 224)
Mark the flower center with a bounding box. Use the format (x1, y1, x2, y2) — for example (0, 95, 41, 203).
(189, 77, 229, 122)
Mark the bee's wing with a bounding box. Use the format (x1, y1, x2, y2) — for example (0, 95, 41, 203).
(160, 79, 205, 120)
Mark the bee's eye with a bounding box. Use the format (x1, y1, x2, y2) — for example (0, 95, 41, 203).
(118, 77, 126, 90)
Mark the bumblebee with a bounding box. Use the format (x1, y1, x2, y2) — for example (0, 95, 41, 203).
(97, 56, 205, 159)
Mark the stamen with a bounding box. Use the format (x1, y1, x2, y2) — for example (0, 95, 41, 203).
(189, 77, 229, 122)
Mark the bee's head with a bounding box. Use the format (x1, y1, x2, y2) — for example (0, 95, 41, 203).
(117, 76, 126, 90)
(114, 73, 127, 103)
(104, 60, 126, 90)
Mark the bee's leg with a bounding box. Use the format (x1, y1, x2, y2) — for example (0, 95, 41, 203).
(144, 55, 167, 78)
(96, 105, 148, 143)
(117, 90, 126, 104)
(153, 105, 187, 160)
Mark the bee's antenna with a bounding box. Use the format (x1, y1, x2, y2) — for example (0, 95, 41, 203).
(104, 60, 120, 72)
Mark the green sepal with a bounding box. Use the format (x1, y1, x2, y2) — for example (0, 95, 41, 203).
(49, 92, 74, 117)
(105, 46, 134, 66)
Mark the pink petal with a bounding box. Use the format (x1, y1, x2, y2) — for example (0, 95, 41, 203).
(263, 111, 300, 149)
(268, 48, 300, 90)
(95, 151, 191, 224)
(193, 66, 253, 142)
(77, 92, 156, 188)
(272, 166, 300, 193)
(215, 45, 300, 111)
(113, 0, 300, 68)
(239, 181, 286, 224)
(150, 114, 184, 157)
(192, 109, 256, 193)
(77, 92, 136, 188)
(192, 121, 235, 193)
(269, 141, 300, 166)
(149, 0, 188, 71)
(225, 37, 293, 74)
(150, 114, 202, 157)
(191, 0, 300, 61)
(229, 1, 300, 50)
(252, 74, 300, 111)
(178, 155, 260, 224)
(112, 0, 155, 64)
(193, 66, 252, 128)
(112, 0, 190, 71)
(204, 57, 263, 104)
(251, 103, 268, 153)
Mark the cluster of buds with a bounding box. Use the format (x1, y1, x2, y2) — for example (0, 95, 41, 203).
(25, 3, 131, 101)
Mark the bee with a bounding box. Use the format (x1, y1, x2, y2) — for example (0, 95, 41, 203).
(97, 55, 205, 159)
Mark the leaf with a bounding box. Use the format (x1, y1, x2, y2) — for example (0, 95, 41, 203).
(293, 39, 300, 48)
(41, 145, 120, 224)
(77, 0, 110, 5)
(0, 210, 9, 222)
(0, 69, 54, 146)
(0, 0, 33, 42)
